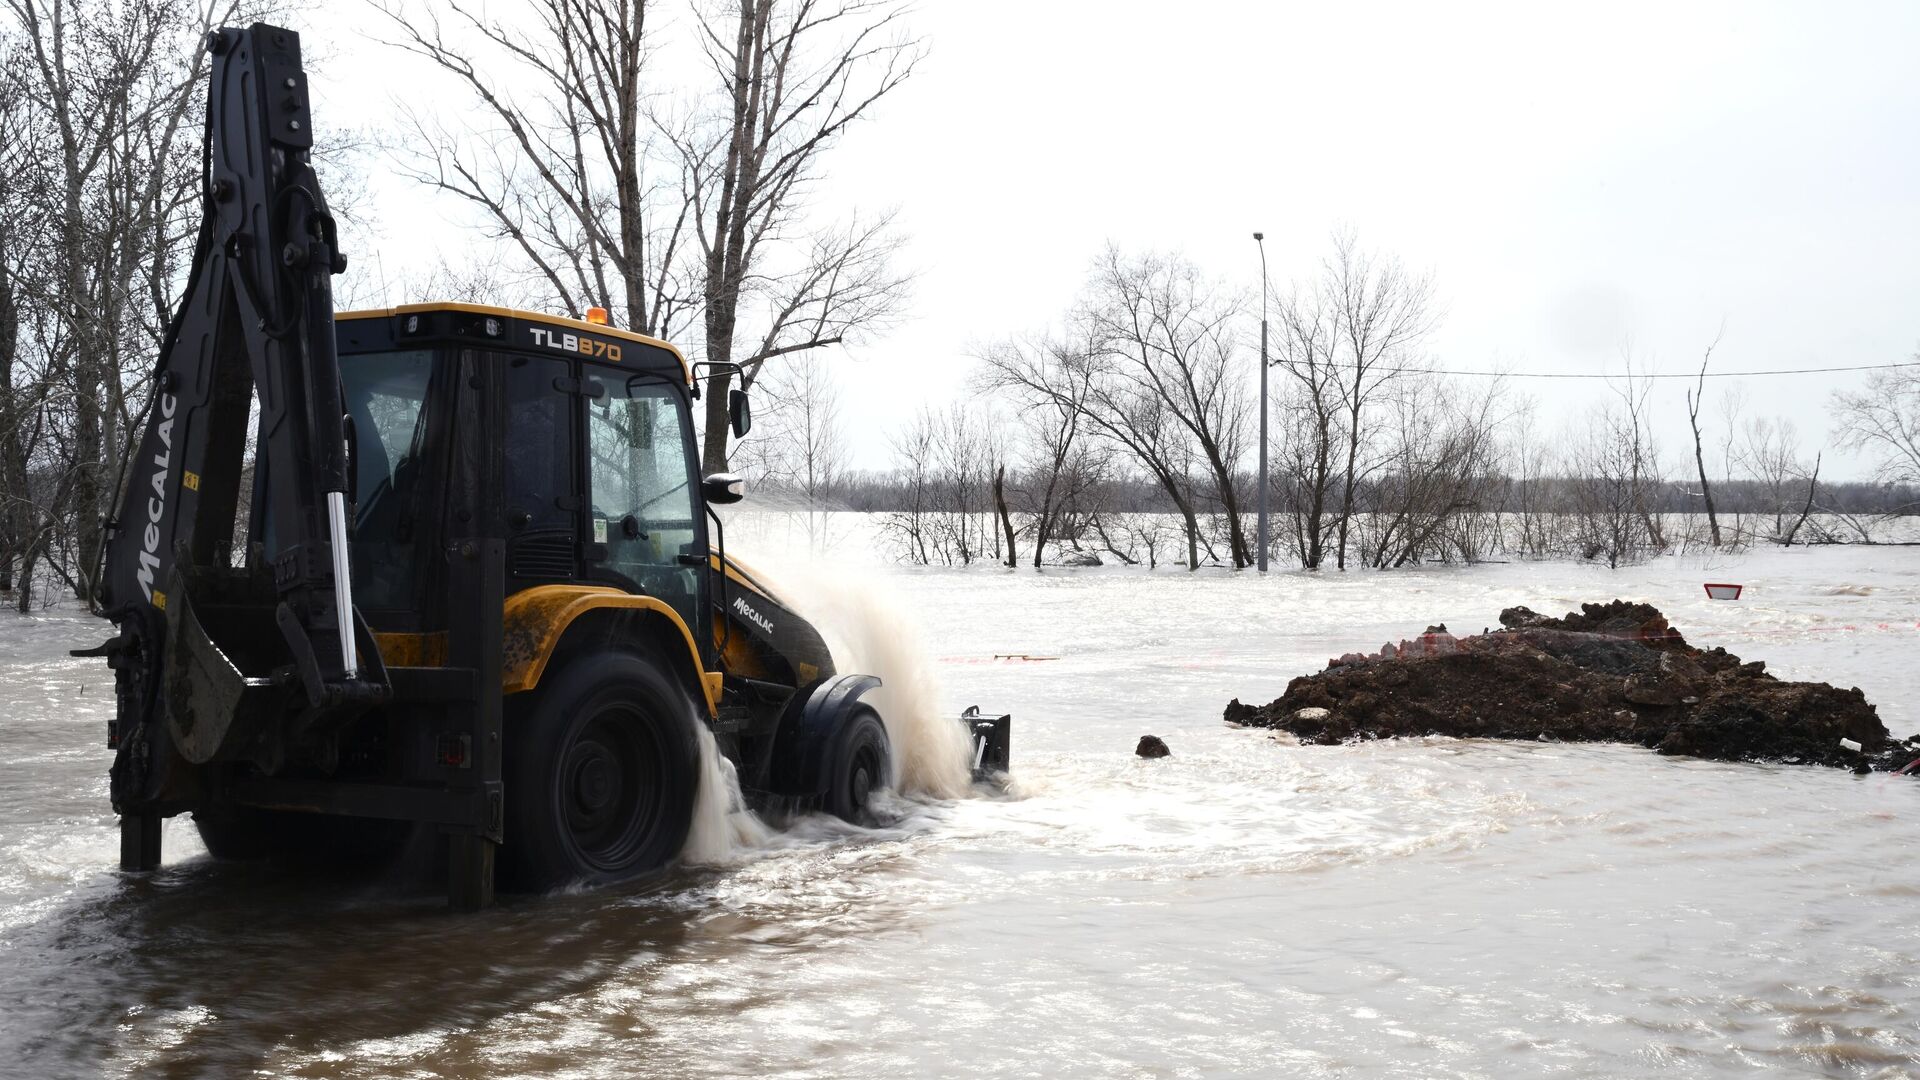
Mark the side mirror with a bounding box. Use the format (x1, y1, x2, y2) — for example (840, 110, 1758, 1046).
(728, 387, 751, 437)
(702, 472, 746, 506)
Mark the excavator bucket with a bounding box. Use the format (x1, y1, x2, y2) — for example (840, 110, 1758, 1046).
(160, 559, 387, 769)
(163, 571, 292, 766)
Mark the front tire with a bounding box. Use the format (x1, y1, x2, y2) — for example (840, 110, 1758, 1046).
(501, 652, 699, 890)
(821, 706, 891, 825)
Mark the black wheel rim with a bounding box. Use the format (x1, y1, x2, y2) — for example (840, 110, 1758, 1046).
(560, 704, 668, 872)
(845, 738, 882, 816)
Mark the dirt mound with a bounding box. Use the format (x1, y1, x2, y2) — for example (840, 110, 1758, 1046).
(1225, 601, 1920, 772)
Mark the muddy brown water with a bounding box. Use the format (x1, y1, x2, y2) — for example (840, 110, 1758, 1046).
(3, 547, 1919, 1078)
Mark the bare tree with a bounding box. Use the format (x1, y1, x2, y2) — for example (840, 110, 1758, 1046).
(1684, 332, 1723, 547)
(0, 42, 33, 599)
(876, 404, 998, 566)
(1734, 415, 1826, 544)
(981, 316, 1209, 568)
(3, 0, 260, 605)
(991, 461, 1016, 567)
(1713, 385, 1751, 546)
(671, 0, 920, 471)
(1081, 247, 1253, 567)
(1566, 366, 1667, 567)
(743, 349, 845, 547)
(977, 331, 1101, 568)
(1271, 268, 1347, 569)
(1322, 230, 1439, 569)
(1504, 397, 1565, 559)
(373, 0, 915, 473)
(1354, 375, 1507, 567)
(372, 0, 696, 336)
(1782, 452, 1821, 547)
(879, 410, 935, 564)
(1831, 357, 1920, 486)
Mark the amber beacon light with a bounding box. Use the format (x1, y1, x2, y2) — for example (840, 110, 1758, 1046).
(585, 306, 609, 325)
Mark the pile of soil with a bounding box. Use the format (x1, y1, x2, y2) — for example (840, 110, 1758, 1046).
(1224, 601, 1920, 772)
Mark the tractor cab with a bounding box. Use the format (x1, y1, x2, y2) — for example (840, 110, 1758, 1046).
(333, 304, 718, 657)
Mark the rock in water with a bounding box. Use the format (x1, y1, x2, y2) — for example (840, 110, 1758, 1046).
(1226, 600, 1920, 772)
(1136, 735, 1171, 758)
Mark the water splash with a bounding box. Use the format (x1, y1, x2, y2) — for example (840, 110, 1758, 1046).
(679, 723, 772, 866)
(750, 563, 975, 800)
(676, 544, 976, 865)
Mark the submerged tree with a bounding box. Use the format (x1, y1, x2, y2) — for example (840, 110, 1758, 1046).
(1831, 355, 1920, 488)
(1566, 364, 1667, 567)
(1271, 264, 1346, 569)
(1684, 333, 1724, 547)
(1080, 247, 1253, 568)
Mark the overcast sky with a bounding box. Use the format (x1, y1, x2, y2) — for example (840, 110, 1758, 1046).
(307, 0, 1920, 478)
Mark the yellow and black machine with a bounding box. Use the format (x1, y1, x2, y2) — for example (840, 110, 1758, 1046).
(79, 23, 1007, 908)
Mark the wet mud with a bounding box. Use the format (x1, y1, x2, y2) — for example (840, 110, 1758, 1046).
(1226, 600, 1920, 772)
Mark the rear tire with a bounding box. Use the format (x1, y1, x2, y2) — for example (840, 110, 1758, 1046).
(500, 652, 699, 890)
(821, 706, 891, 825)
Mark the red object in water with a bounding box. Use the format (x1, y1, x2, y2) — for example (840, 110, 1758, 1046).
(1703, 583, 1744, 600)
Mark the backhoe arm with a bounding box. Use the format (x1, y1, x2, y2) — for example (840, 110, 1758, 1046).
(90, 24, 381, 824)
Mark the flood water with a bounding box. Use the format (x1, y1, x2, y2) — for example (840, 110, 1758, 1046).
(3, 537, 1918, 1078)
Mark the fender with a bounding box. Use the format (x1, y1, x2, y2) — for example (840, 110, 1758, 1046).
(766, 674, 883, 798)
(500, 585, 721, 715)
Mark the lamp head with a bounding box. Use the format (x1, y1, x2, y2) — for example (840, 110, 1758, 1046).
(1253, 231, 1264, 241)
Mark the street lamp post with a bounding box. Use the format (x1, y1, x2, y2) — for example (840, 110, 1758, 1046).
(1254, 232, 1269, 573)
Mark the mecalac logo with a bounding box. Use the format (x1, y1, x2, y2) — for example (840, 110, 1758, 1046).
(135, 392, 180, 605)
(731, 595, 773, 634)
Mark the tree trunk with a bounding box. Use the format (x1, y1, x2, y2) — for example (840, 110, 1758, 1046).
(1201, 445, 1250, 568)
(701, 365, 734, 473)
(993, 464, 1017, 568)
(0, 249, 16, 596)
(1782, 454, 1821, 546)
(1304, 424, 1332, 569)
(1335, 415, 1362, 570)
(1689, 406, 1721, 547)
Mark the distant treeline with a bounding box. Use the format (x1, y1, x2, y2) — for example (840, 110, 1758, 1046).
(737, 236, 1920, 572)
(821, 473, 1917, 518)
(745, 468, 1916, 571)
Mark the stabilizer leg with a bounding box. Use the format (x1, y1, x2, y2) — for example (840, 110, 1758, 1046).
(119, 812, 162, 872)
(447, 833, 495, 911)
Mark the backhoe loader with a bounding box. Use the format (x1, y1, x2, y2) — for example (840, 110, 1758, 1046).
(77, 23, 1009, 909)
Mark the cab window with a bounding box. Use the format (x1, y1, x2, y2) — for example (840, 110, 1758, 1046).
(584, 371, 702, 631)
(340, 349, 436, 610)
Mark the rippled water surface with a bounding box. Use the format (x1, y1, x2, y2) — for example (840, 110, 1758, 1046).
(3, 541, 1918, 1078)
